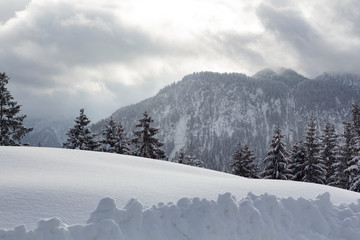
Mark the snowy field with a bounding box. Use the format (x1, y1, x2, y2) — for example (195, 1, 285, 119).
(1, 147, 360, 239)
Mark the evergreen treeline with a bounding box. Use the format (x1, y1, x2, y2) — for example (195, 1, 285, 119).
(2, 71, 360, 192)
(63, 109, 207, 166)
(230, 104, 360, 193)
(63, 110, 167, 160)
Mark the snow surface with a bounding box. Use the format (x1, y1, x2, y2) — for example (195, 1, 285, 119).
(1, 147, 360, 239)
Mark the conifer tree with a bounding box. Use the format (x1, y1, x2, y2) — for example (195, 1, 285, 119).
(343, 104, 360, 191)
(132, 111, 166, 159)
(63, 108, 100, 150)
(261, 125, 291, 180)
(352, 103, 360, 137)
(177, 148, 186, 164)
(101, 117, 130, 154)
(349, 156, 360, 192)
(319, 122, 339, 184)
(230, 143, 259, 178)
(333, 122, 355, 189)
(184, 150, 204, 167)
(302, 115, 327, 184)
(288, 140, 306, 181)
(0, 72, 32, 145)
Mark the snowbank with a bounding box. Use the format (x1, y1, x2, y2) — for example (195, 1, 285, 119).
(1, 192, 360, 240)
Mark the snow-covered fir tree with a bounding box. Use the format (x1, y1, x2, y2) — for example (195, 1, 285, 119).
(351, 103, 360, 137)
(349, 155, 360, 192)
(302, 115, 327, 184)
(101, 117, 130, 154)
(340, 121, 360, 191)
(230, 143, 259, 178)
(183, 150, 204, 167)
(177, 148, 186, 164)
(319, 122, 339, 185)
(332, 122, 355, 189)
(288, 140, 306, 181)
(0, 72, 32, 145)
(348, 103, 360, 191)
(132, 111, 166, 159)
(261, 125, 291, 180)
(63, 108, 100, 150)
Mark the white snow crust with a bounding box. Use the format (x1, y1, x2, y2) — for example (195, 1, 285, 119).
(1, 147, 360, 239)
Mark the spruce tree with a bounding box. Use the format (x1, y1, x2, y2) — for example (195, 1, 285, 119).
(333, 122, 355, 189)
(352, 103, 360, 137)
(0, 72, 32, 145)
(319, 122, 339, 184)
(101, 117, 130, 154)
(132, 111, 166, 159)
(177, 148, 186, 164)
(63, 108, 100, 150)
(288, 140, 306, 181)
(184, 150, 204, 167)
(261, 125, 291, 180)
(302, 115, 327, 184)
(230, 143, 259, 178)
(349, 156, 360, 192)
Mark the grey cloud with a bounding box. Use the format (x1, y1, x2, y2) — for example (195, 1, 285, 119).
(257, 2, 320, 53)
(0, 0, 179, 120)
(256, 0, 360, 76)
(202, 32, 266, 68)
(1, 1, 163, 68)
(0, 0, 31, 22)
(330, 0, 360, 36)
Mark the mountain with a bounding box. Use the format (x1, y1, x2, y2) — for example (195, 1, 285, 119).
(22, 118, 74, 147)
(92, 68, 360, 171)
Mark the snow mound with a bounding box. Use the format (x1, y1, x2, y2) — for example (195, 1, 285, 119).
(1, 193, 360, 240)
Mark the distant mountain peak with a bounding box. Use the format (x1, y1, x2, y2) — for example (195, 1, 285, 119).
(252, 68, 277, 79)
(252, 68, 307, 88)
(91, 69, 360, 171)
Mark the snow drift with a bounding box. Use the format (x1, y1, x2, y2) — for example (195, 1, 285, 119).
(1, 147, 360, 239)
(1, 192, 360, 240)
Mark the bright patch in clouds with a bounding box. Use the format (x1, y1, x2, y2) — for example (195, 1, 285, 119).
(0, 0, 359, 121)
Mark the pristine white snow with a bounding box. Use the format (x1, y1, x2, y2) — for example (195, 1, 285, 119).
(1, 147, 360, 240)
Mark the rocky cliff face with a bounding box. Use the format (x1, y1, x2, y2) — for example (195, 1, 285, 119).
(91, 69, 360, 171)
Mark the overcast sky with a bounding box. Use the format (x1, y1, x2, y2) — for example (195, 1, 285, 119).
(1, 0, 359, 122)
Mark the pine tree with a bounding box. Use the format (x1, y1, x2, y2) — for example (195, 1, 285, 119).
(348, 104, 360, 191)
(349, 155, 360, 192)
(63, 108, 100, 150)
(177, 148, 186, 164)
(0, 72, 32, 145)
(352, 103, 360, 137)
(261, 125, 291, 180)
(319, 122, 339, 184)
(101, 117, 130, 154)
(230, 143, 259, 178)
(184, 150, 204, 167)
(288, 140, 306, 181)
(132, 111, 166, 159)
(302, 115, 327, 184)
(333, 122, 355, 189)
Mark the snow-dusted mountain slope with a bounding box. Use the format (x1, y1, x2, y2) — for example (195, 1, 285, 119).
(22, 118, 74, 147)
(1, 146, 360, 240)
(93, 69, 360, 171)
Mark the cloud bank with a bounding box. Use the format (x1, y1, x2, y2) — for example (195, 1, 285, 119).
(0, 0, 359, 121)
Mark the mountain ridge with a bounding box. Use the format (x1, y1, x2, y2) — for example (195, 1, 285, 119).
(23, 68, 360, 171)
(92, 69, 360, 171)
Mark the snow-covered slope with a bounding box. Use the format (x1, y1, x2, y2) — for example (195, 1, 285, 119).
(92, 69, 360, 171)
(1, 147, 360, 240)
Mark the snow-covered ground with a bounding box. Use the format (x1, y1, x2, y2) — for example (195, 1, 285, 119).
(1, 147, 360, 239)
